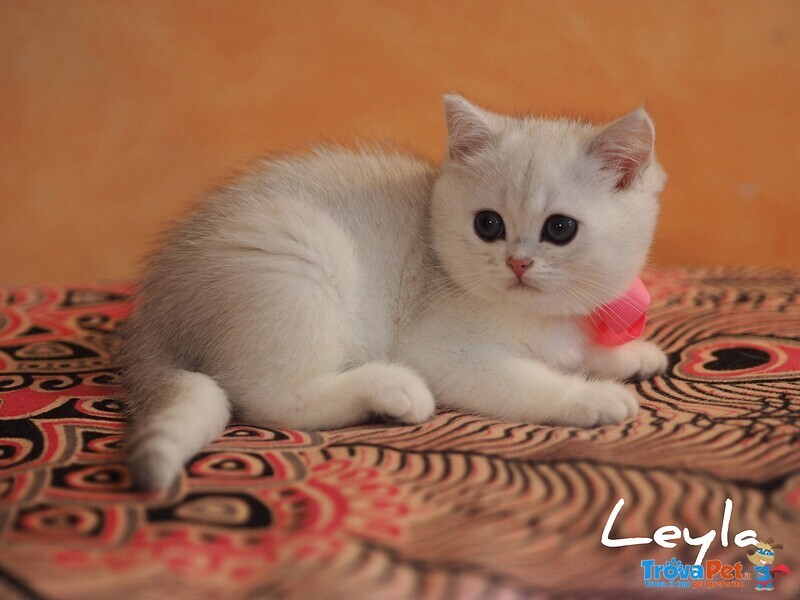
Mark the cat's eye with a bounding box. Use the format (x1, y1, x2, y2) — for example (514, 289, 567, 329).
(474, 210, 505, 242)
(541, 214, 578, 245)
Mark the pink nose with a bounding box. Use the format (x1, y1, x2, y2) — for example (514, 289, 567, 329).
(506, 257, 533, 279)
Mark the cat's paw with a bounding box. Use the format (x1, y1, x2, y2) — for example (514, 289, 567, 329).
(370, 367, 436, 424)
(587, 340, 668, 381)
(558, 381, 639, 427)
(632, 341, 668, 380)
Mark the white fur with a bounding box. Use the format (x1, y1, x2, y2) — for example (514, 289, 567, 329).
(127, 371, 230, 491)
(119, 96, 667, 490)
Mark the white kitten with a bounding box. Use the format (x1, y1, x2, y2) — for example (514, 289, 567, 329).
(118, 95, 667, 491)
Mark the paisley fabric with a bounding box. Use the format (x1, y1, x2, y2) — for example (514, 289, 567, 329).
(1, 268, 798, 599)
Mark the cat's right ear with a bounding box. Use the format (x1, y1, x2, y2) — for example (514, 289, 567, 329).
(588, 108, 655, 191)
(443, 94, 496, 162)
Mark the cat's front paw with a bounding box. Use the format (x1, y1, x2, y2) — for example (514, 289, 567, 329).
(587, 340, 668, 381)
(633, 341, 668, 380)
(370, 366, 436, 424)
(557, 381, 639, 427)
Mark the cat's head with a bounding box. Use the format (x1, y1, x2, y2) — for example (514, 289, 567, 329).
(431, 95, 667, 318)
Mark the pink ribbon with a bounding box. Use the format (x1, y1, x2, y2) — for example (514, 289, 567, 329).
(586, 277, 650, 346)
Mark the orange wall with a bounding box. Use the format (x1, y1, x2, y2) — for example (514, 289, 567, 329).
(2, 0, 799, 283)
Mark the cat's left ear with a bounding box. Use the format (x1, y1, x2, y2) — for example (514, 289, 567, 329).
(443, 94, 497, 162)
(588, 108, 654, 191)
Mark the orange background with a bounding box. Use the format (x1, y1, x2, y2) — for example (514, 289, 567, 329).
(2, 0, 799, 283)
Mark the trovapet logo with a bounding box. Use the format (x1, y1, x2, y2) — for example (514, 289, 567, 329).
(640, 557, 749, 590)
(601, 497, 792, 592)
(746, 538, 791, 592)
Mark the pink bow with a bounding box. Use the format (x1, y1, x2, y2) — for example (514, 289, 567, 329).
(586, 277, 650, 346)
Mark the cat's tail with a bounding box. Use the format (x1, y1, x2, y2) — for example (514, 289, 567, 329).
(125, 369, 231, 492)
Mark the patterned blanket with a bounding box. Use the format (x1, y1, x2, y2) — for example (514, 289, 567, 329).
(1, 268, 798, 599)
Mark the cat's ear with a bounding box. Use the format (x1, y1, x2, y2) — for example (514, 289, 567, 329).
(443, 94, 496, 161)
(589, 108, 654, 191)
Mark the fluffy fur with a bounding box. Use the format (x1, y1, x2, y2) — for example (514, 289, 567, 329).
(118, 96, 668, 491)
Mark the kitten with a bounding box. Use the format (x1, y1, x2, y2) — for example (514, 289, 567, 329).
(118, 95, 668, 491)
